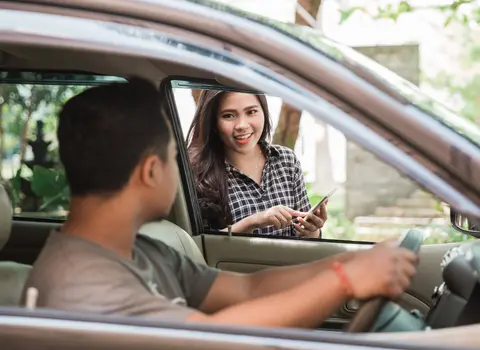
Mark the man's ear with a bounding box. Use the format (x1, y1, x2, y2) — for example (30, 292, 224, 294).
(140, 154, 163, 188)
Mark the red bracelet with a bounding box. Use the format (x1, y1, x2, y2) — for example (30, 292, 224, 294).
(331, 261, 354, 298)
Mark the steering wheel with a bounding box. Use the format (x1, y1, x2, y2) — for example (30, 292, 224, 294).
(345, 229, 424, 333)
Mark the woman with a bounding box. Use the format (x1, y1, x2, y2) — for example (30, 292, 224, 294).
(187, 90, 327, 238)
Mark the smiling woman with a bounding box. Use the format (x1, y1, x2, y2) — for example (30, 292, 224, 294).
(171, 78, 466, 246)
(186, 89, 327, 238)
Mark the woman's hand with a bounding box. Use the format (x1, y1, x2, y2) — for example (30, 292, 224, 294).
(294, 202, 328, 238)
(253, 205, 306, 230)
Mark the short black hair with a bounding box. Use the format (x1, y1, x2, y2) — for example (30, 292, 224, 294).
(57, 77, 171, 196)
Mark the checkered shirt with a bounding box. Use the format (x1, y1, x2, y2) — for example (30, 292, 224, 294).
(226, 143, 311, 236)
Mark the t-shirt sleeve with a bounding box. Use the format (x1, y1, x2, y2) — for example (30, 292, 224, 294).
(26, 253, 195, 321)
(156, 241, 220, 309)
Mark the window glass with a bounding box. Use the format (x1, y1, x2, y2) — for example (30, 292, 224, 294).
(0, 75, 125, 219)
(172, 84, 471, 245)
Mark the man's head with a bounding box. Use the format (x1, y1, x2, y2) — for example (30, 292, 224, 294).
(57, 78, 178, 221)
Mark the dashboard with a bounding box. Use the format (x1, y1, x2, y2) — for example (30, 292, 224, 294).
(373, 241, 480, 332)
(426, 241, 480, 329)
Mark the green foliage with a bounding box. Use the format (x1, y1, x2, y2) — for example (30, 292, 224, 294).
(8, 168, 22, 208)
(8, 165, 69, 215)
(306, 183, 474, 244)
(425, 71, 480, 125)
(1, 83, 84, 216)
(339, 6, 365, 24)
(1, 84, 86, 162)
(30, 165, 69, 211)
(374, 1, 413, 22)
(339, 0, 478, 27)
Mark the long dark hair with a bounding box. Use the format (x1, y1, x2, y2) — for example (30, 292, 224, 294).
(186, 90, 272, 229)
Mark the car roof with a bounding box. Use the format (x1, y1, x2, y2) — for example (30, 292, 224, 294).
(2, 0, 480, 215)
(16, 0, 479, 147)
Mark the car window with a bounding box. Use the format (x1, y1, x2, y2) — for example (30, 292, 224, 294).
(173, 85, 471, 245)
(0, 73, 125, 220)
(186, 1, 480, 149)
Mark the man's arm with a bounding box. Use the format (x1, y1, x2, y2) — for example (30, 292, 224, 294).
(189, 268, 348, 328)
(191, 242, 417, 328)
(199, 251, 355, 313)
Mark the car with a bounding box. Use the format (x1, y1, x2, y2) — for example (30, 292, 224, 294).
(0, 0, 479, 349)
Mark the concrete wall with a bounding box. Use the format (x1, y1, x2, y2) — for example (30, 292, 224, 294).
(345, 44, 420, 219)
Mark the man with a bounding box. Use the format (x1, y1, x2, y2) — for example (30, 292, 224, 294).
(22, 78, 418, 328)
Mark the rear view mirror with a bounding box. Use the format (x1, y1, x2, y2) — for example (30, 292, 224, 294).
(450, 209, 480, 238)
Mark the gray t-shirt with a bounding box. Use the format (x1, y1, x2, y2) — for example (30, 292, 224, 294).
(21, 231, 219, 320)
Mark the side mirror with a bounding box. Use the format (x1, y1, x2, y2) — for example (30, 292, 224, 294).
(450, 209, 480, 238)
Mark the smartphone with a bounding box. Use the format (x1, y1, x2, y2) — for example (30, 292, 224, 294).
(302, 187, 337, 225)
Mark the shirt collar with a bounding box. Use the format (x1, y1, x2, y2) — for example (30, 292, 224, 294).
(225, 141, 279, 172)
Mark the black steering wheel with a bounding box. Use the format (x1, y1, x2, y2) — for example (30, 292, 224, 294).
(345, 229, 424, 333)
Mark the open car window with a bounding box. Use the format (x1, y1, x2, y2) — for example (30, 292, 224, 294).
(171, 79, 472, 245)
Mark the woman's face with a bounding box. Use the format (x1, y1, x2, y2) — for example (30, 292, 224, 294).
(216, 92, 265, 154)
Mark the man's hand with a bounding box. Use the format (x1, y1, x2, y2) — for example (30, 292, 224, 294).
(344, 240, 418, 300)
(192, 238, 417, 328)
(294, 201, 328, 238)
(253, 205, 306, 230)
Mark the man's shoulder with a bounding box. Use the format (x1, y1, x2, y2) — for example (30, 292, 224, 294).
(23, 232, 131, 308)
(28, 232, 127, 283)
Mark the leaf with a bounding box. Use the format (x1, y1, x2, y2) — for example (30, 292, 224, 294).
(31, 165, 67, 198)
(444, 13, 456, 26)
(8, 168, 23, 206)
(398, 1, 413, 13)
(39, 185, 70, 212)
(339, 7, 363, 24)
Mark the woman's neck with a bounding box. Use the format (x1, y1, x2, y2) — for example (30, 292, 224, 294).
(226, 144, 260, 166)
(226, 144, 266, 183)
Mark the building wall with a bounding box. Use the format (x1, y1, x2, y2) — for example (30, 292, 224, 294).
(345, 44, 420, 219)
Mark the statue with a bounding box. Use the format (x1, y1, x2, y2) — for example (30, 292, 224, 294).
(25, 120, 54, 171)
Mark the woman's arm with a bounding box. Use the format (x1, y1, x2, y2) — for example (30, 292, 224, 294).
(219, 215, 257, 233)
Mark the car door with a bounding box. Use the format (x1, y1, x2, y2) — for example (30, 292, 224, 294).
(1, 0, 479, 335)
(166, 78, 465, 330)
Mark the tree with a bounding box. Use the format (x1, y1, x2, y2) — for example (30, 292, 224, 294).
(272, 0, 323, 150)
(339, 0, 480, 126)
(191, 89, 202, 105)
(1, 82, 85, 213)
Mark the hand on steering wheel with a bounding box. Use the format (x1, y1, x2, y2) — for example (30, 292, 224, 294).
(344, 230, 424, 332)
(344, 238, 418, 300)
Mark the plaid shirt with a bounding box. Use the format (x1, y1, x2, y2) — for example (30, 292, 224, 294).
(226, 143, 311, 236)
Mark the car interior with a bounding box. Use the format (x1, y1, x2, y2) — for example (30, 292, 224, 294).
(1, 39, 480, 349)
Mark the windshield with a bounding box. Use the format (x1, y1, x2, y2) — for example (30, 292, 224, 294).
(189, 0, 480, 148)
(0, 72, 126, 219)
